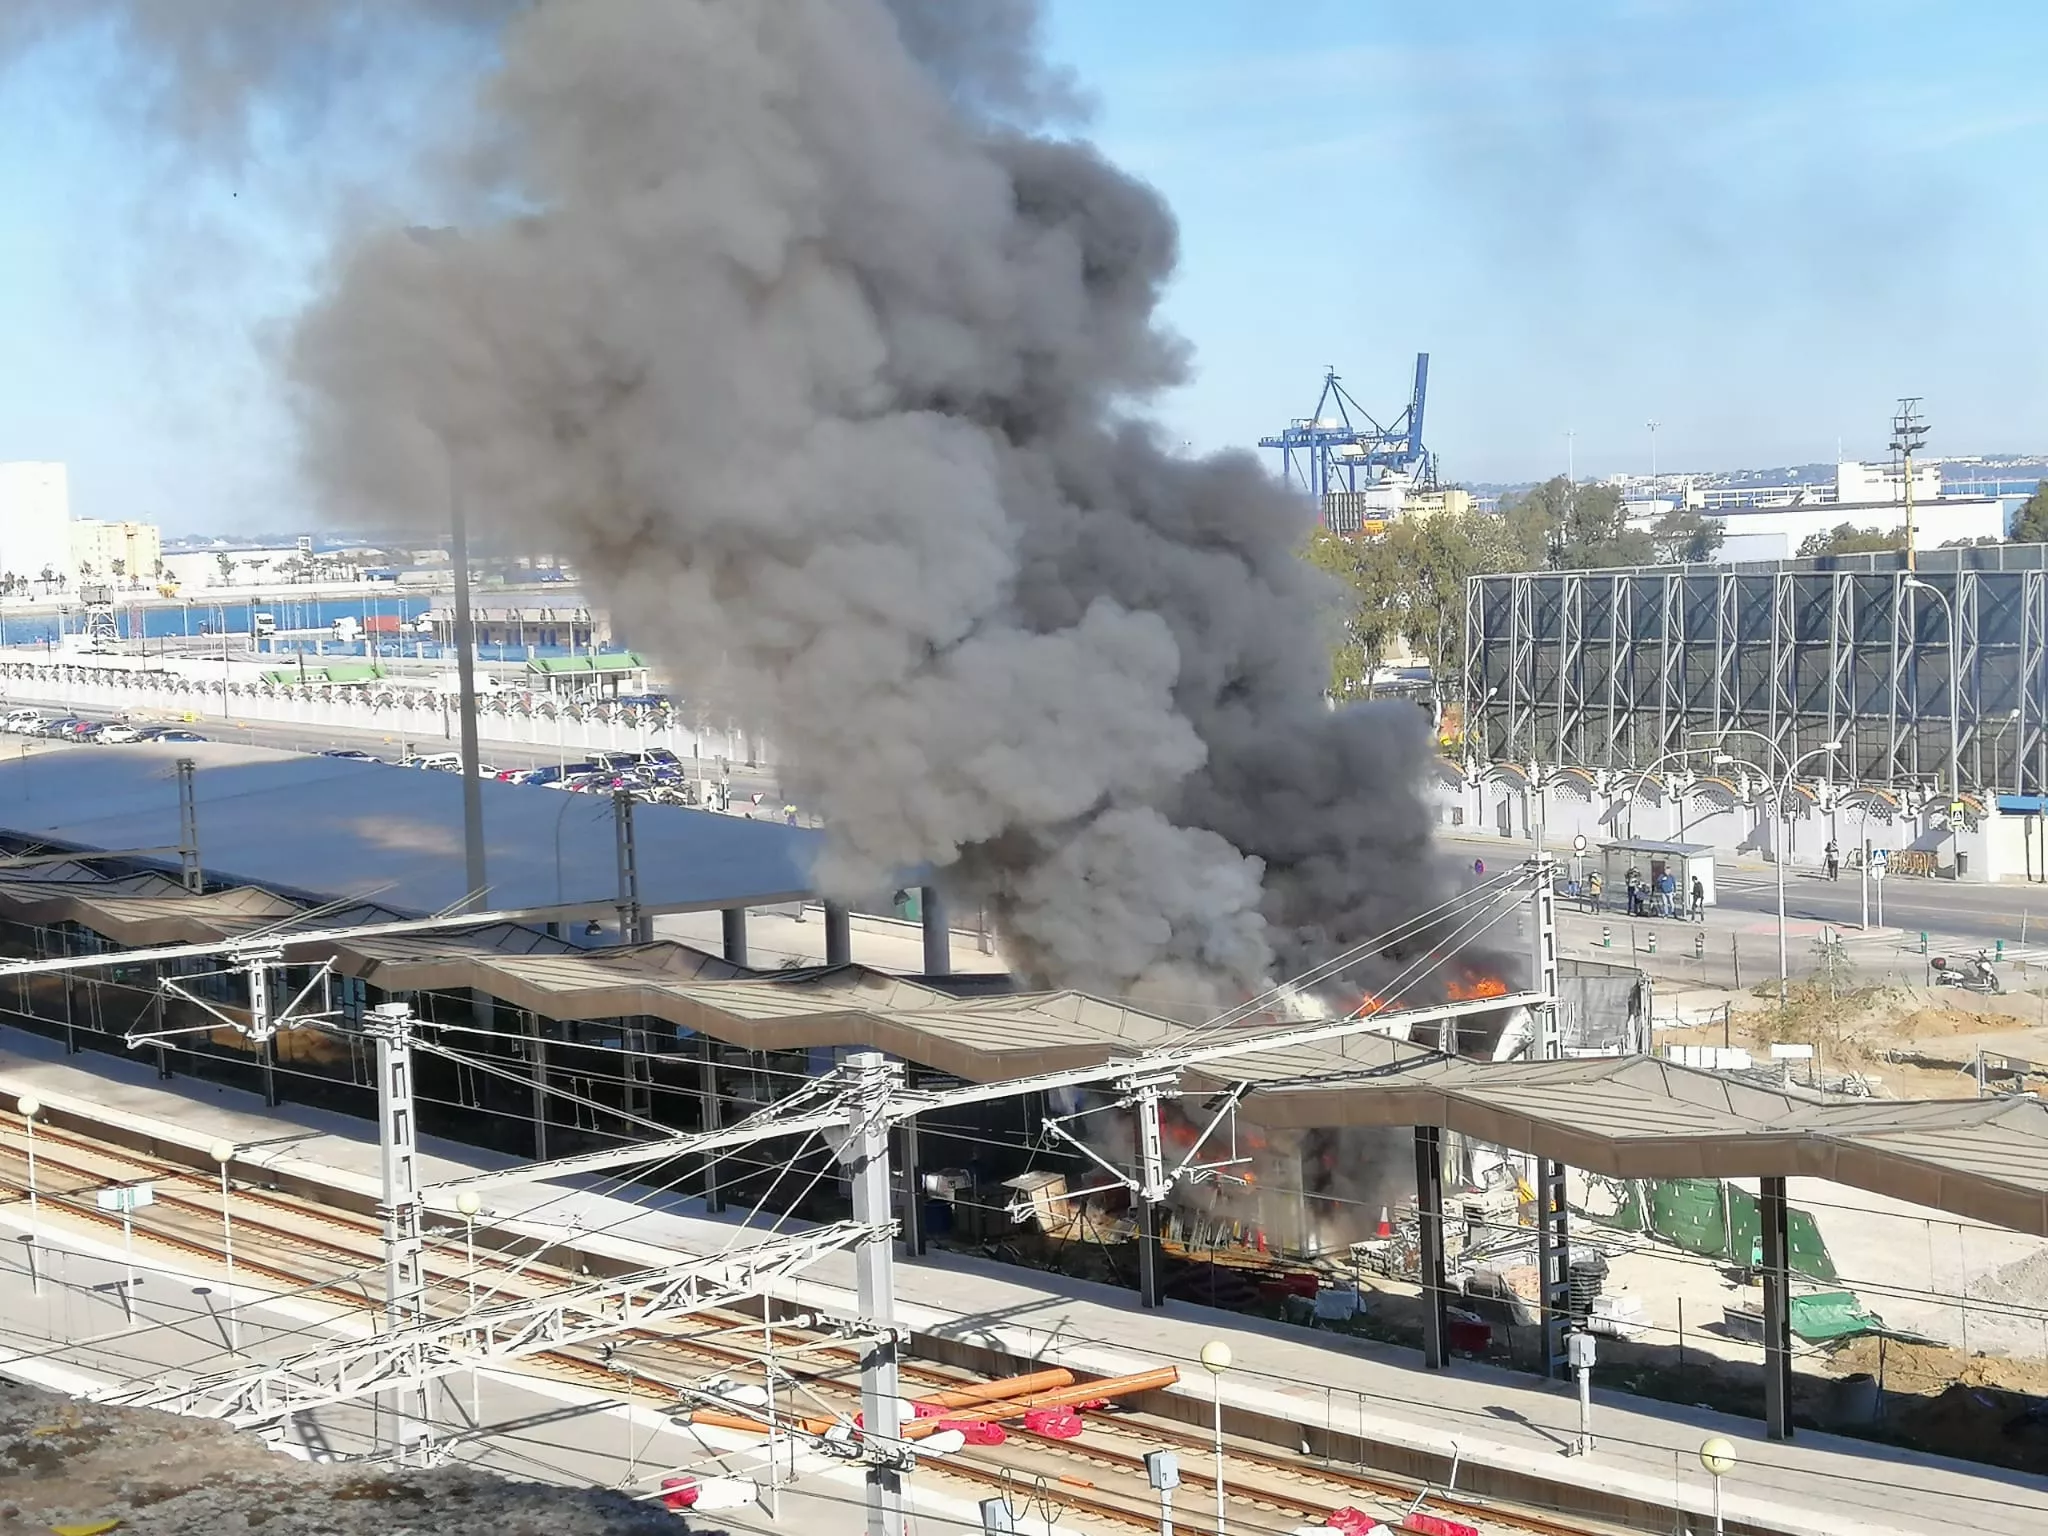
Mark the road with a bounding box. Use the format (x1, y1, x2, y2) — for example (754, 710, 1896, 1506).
(1441, 828, 2048, 949)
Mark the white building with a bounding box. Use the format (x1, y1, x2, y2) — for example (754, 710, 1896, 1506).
(1702, 459, 2005, 563)
(0, 462, 73, 590)
(1709, 495, 2004, 562)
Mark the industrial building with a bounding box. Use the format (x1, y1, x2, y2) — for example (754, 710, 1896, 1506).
(1464, 543, 2048, 795)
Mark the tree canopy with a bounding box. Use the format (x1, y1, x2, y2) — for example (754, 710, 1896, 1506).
(1795, 522, 1906, 557)
(1497, 476, 1657, 570)
(2013, 481, 2048, 544)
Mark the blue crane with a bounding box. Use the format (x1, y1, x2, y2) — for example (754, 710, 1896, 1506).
(1259, 353, 1433, 499)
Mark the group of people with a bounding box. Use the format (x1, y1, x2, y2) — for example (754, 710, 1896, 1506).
(1621, 865, 1706, 921)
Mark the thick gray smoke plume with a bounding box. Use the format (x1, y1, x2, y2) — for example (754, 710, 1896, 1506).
(12, 0, 1455, 1001)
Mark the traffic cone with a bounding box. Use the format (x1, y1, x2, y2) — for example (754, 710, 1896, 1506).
(1376, 1207, 1392, 1239)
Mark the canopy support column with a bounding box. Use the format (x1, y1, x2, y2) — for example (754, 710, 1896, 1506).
(1761, 1174, 1794, 1441)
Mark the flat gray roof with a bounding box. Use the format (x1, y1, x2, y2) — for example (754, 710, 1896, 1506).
(0, 742, 821, 918)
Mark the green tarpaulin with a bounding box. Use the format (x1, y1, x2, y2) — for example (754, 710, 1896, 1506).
(1789, 1290, 1885, 1342)
(1585, 1176, 1837, 1282)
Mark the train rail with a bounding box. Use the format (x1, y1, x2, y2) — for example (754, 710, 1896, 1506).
(0, 1117, 1632, 1536)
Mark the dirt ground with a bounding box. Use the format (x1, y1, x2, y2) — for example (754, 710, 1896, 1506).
(1661, 981, 2048, 1098)
(0, 1378, 689, 1535)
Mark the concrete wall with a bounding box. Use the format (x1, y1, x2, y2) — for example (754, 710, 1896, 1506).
(1435, 762, 2035, 883)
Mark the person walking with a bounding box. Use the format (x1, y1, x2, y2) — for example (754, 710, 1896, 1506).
(1656, 869, 1677, 918)
(1587, 870, 1604, 912)
(1690, 874, 1706, 922)
(1824, 838, 1840, 881)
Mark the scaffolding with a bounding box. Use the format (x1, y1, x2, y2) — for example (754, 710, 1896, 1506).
(1463, 546, 2048, 794)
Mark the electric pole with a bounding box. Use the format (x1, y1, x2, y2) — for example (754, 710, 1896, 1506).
(1890, 398, 1929, 572)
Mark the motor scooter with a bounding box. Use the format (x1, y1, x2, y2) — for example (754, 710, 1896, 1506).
(1931, 950, 2003, 995)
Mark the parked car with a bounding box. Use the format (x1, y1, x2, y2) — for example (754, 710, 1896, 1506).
(70, 720, 107, 741)
(154, 729, 207, 743)
(320, 748, 376, 761)
(34, 717, 82, 737)
(97, 722, 145, 744)
(2, 709, 43, 733)
(403, 752, 464, 772)
(523, 762, 597, 787)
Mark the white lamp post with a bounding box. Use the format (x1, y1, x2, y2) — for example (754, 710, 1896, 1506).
(456, 1190, 482, 1423)
(209, 1139, 239, 1353)
(1904, 578, 1961, 800)
(1199, 1341, 1231, 1536)
(17, 1096, 39, 1239)
(1699, 1435, 1737, 1535)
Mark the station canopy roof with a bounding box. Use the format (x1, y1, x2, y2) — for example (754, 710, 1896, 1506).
(0, 742, 819, 918)
(7, 796, 2048, 1240)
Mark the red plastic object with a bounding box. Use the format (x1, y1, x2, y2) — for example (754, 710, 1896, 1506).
(1400, 1513, 1479, 1536)
(1446, 1319, 1492, 1354)
(1022, 1406, 1084, 1439)
(940, 1418, 1007, 1446)
(1325, 1507, 1379, 1535)
(660, 1476, 700, 1512)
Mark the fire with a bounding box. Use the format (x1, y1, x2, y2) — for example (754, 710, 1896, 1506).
(1349, 992, 1394, 1017)
(1445, 974, 1509, 1001)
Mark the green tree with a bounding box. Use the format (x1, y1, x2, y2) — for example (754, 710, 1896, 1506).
(1650, 507, 1725, 564)
(2012, 481, 2048, 544)
(1303, 527, 1407, 697)
(1495, 476, 1656, 569)
(1796, 522, 1905, 557)
(1387, 510, 1525, 674)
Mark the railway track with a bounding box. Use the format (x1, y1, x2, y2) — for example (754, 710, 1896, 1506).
(0, 1119, 1631, 1536)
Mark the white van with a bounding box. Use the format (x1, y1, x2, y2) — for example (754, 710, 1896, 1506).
(3, 709, 43, 733)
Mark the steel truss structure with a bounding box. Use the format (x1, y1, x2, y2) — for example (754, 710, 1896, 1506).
(112, 1221, 881, 1428)
(1464, 548, 2048, 793)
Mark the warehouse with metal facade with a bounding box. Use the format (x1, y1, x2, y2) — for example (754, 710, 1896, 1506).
(1463, 545, 2048, 793)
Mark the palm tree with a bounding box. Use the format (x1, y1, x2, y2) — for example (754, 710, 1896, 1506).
(111, 558, 127, 586)
(38, 566, 56, 594)
(215, 552, 237, 584)
(1, 572, 16, 598)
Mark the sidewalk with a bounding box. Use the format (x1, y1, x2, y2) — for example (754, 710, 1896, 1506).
(1, 1024, 2045, 1535)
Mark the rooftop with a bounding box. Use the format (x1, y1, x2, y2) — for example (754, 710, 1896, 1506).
(0, 742, 820, 918)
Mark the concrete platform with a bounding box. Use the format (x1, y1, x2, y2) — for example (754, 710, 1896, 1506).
(1, 1026, 2044, 1536)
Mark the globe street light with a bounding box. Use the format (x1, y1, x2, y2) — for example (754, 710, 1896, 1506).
(1711, 733, 1842, 1004)
(1199, 1341, 1231, 1536)
(17, 1095, 40, 1238)
(1699, 1435, 1737, 1535)
(209, 1139, 239, 1353)
(456, 1189, 483, 1423)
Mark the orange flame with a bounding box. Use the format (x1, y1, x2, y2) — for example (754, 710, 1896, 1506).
(1445, 975, 1509, 1002)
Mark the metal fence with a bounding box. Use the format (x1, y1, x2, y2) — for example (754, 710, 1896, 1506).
(1464, 546, 2048, 794)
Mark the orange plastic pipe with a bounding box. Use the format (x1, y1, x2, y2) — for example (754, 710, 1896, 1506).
(914, 1368, 1076, 1409)
(686, 1367, 1179, 1441)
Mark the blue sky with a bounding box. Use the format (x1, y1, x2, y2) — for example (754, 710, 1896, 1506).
(2, 1, 2045, 532)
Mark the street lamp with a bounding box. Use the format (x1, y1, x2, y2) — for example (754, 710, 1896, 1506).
(1199, 1341, 1231, 1536)
(17, 1095, 39, 1238)
(457, 1189, 482, 1422)
(1712, 733, 1842, 1005)
(1699, 1435, 1737, 1535)
(1903, 578, 1961, 800)
(1990, 706, 2023, 798)
(209, 1139, 239, 1353)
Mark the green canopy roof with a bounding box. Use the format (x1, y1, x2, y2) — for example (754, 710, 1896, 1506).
(525, 652, 645, 674)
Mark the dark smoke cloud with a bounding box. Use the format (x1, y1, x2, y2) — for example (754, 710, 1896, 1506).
(13, 0, 1460, 1001)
